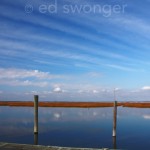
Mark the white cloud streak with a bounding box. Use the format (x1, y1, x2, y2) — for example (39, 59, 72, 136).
(141, 86, 150, 90)
(0, 68, 64, 79)
(0, 79, 48, 87)
(0, 68, 67, 87)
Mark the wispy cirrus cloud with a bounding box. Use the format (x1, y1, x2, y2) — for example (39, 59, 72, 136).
(1, 1, 149, 68)
(105, 64, 144, 72)
(0, 5, 149, 72)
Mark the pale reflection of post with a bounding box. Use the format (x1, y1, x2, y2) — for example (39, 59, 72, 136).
(34, 95, 38, 134)
(34, 132, 38, 145)
(113, 136, 117, 149)
(112, 101, 117, 137)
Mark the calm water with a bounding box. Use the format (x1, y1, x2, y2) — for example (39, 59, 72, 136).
(0, 106, 150, 149)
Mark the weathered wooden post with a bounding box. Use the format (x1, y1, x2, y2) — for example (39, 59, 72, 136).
(112, 101, 117, 137)
(34, 95, 38, 134)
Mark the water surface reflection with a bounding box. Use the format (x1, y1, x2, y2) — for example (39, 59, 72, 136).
(0, 106, 150, 149)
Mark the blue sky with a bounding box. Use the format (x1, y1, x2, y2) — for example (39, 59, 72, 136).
(0, 0, 150, 101)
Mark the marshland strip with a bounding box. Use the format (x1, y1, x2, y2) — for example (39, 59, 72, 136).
(0, 101, 150, 108)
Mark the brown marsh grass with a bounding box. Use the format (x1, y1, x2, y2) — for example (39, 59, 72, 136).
(0, 101, 150, 108)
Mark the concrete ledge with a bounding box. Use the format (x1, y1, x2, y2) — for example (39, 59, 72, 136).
(0, 142, 110, 150)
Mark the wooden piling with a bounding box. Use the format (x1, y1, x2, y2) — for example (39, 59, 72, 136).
(112, 101, 117, 137)
(34, 95, 38, 134)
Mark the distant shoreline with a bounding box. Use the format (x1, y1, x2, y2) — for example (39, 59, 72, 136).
(0, 101, 150, 108)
